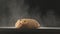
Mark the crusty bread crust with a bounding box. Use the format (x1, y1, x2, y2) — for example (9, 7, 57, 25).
(15, 19, 40, 29)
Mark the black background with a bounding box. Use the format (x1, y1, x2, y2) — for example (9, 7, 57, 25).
(0, 0, 60, 34)
(0, 0, 60, 27)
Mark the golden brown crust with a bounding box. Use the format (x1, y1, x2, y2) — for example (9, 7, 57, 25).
(15, 18, 40, 29)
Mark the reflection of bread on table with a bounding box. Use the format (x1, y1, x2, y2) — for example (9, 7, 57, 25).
(15, 19, 40, 29)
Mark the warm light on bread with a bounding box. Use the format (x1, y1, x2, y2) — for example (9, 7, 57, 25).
(15, 19, 40, 29)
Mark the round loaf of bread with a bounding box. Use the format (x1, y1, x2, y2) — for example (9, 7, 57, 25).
(15, 19, 40, 29)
